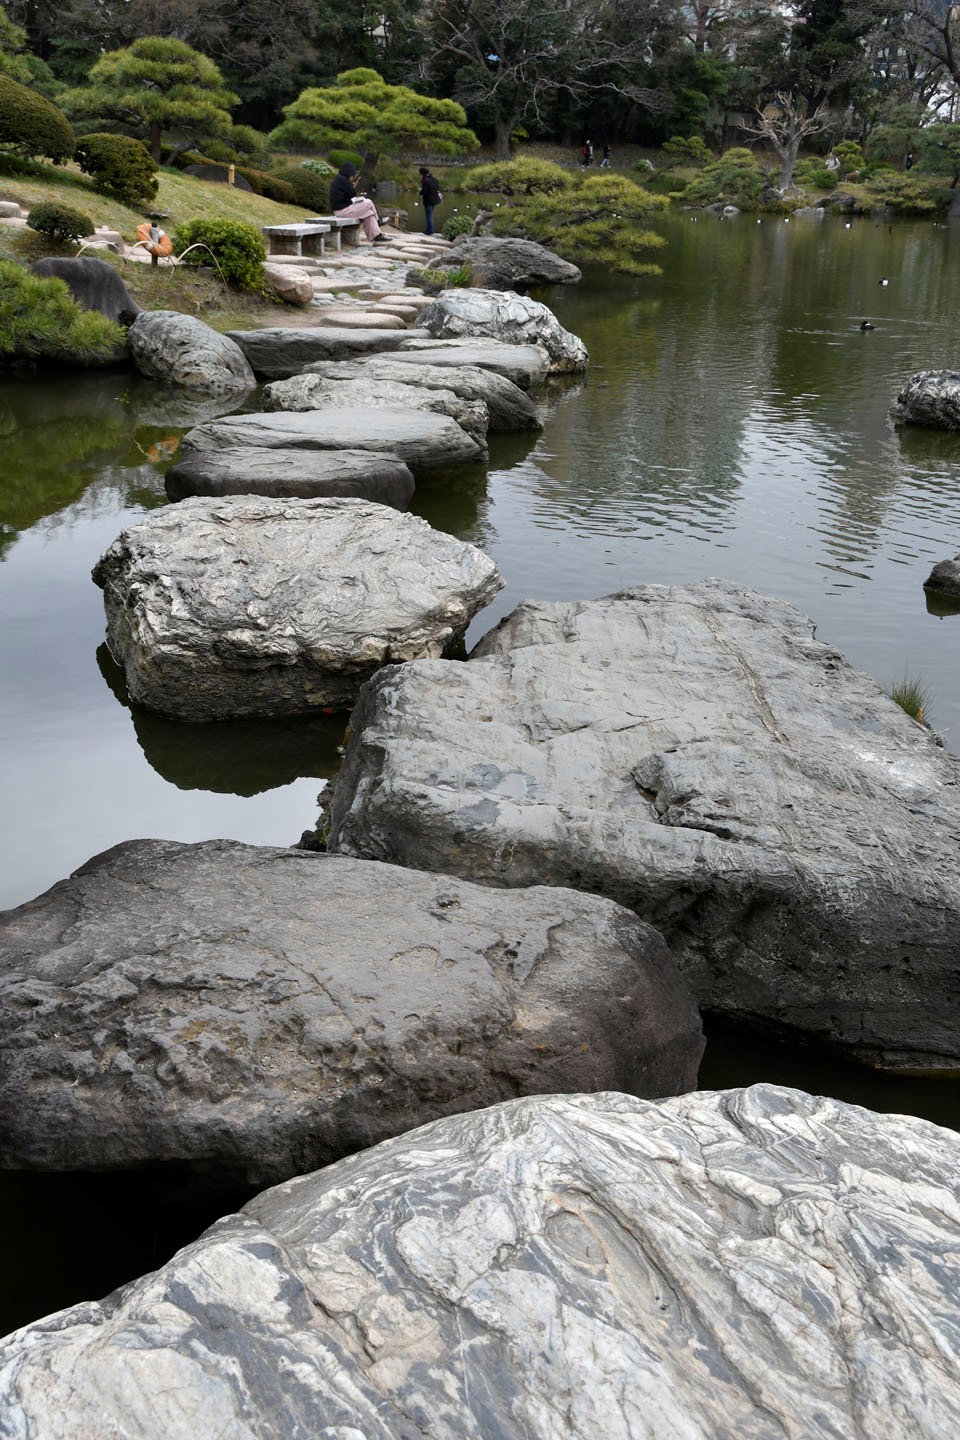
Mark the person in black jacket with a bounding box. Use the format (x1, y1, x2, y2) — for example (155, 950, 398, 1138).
(328, 162, 388, 243)
(418, 166, 442, 235)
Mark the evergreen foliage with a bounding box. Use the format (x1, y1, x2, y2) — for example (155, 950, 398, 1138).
(75, 132, 158, 204)
(26, 200, 92, 242)
(62, 37, 238, 162)
(269, 163, 333, 210)
(172, 217, 267, 291)
(442, 213, 474, 239)
(0, 9, 34, 85)
(0, 74, 74, 162)
(463, 157, 571, 195)
(271, 68, 478, 176)
(682, 148, 767, 207)
(0, 259, 122, 362)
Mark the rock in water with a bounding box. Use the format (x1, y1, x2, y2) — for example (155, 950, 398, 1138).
(262, 373, 489, 445)
(450, 235, 583, 286)
(924, 554, 960, 596)
(1, 1086, 958, 1439)
(92, 496, 502, 719)
(891, 369, 960, 429)
(419, 288, 588, 372)
(164, 446, 415, 509)
(300, 356, 542, 432)
(0, 841, 703, 1183)
(323, 579, 960, 1070)
(127, 311, 255, 396)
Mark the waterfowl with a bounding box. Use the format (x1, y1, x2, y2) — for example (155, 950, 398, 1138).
(860, 320, 875, 330)
(879, 277, 889, 286)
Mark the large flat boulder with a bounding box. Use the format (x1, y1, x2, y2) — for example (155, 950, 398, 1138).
(451, 235, 582, 286)
(891, 369, 960, 428)
(2, 1086, 957, 1439)
(418, 290, 588, 373)
(396, 337, 550, 389)
(227, 326, 430, 380)
(262, 373, 489, 445)
(180, 405, 484, 473)
(92, 496, 502, 719)
(301, 356, 542, 432)
(0, 841, 702, 1185)
(127, 311, 255, 396)
(323, 579, 960, 1070)
(164, 446, 415, 509)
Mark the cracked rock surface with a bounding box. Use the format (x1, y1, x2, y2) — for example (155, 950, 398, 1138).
(298, 356, 542, 433)
(1, 1085, 958, 1439)
(419, 289, 588, 373)
(93, 496, 501, 719)
(891, 369, 960, 428)
(323, 579, 960, 1069)
(262, 373, 490, 445)
(0, 841, 702, 1184)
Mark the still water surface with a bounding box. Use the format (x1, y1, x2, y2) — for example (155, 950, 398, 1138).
(1, 211, 959, 1329)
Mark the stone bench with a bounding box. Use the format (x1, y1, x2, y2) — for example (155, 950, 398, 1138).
(304, 216, 364, 249)
(261, 222, 333, 258)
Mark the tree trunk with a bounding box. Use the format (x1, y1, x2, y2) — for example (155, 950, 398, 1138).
(494, 117, 512, 160)
(778, 136, 802, 189)
(359, 152, 379, 189)
(149, 120, 162, 164)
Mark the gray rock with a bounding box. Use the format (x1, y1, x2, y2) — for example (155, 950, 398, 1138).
(396, 338, 550, 390)
(262, 373, 489, 445)
(180, 405, 484, 474)
(29, 256, 142, 326)
(127, 311, 255, 396)
(924, 554, 960, 595)
(0, 841, 702, 1183)
(2, 1085, 958, 1440)
(450, 235, 582, 286)
(419, 289, 588, 373)
(263, 262, 313, 306)
(227, 326, 430, 380)
(164, 447, 415, 509)
(323, 579, 960, 1070)
(891, 369, 960, 429)
(92, 496, 502, 719)
(301, 357, 542, 432)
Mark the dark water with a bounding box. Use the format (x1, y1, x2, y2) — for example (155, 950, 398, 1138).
(1, 212, 959, 1334)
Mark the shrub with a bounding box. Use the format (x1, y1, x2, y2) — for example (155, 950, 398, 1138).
(864, 172, 950, 214)
(832, 140, 863, 178)
(327, 148, 362, 169)
(0, 259, 121, 362)
(235, 165, 295, 203)
(442, 213, 474, 240)
(75, 132, 157, 205)
(793, 158, 838, 191)
(172, 217, 267, 291)
(270, 163, 332, 209)
(301, 158, 335, 177)
(420, 264, 471, 287)
(26, 201, 93, 243)
(462, 157, 571, 196)
(683, 147, 766, 207)
(0, 74, 74, 163)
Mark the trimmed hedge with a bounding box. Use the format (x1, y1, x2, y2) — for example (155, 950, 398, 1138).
(0, 259, 122, 362)
(235, 165, 295, 203)
(328, 148, 363, 169)
(26, 201, 93, 242)
(75, 132, 158, 205)
(271, 163, 332, 210)
(173, 217, 267, 291)
(0, 74, 74, 163)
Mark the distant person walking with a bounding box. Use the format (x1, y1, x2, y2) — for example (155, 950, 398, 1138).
(600, 142, 611, 168)
(418, 166, 442, 235)
(905, 151, 914, 170)
(328, 162, 388, 243)
(581, 139, 593, 167)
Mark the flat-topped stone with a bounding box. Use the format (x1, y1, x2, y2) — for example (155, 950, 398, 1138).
(2, 1086, 958, 1439)
(227, 327, 430, 380)
(262, 374, 488, 444)
(300, 356, 542, 432)
(0, 841, 702, 1184)
(92, 495, 501, 719)
(322, 579, 960, 1070)
(419, 289, 588, 373)
(164, 446, 415, 509)
(181, 405, 485, 472)
(396, 337, 551, 389)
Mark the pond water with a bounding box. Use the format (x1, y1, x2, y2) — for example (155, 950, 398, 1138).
(2, 210, 959, 1333)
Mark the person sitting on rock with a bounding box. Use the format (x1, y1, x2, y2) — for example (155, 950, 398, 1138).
(328, 162, 389, 244)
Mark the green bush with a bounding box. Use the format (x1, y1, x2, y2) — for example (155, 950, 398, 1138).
(301, 158, 335, 177)
(442, 213, 474, 240)
(462, 157, 571, 196)
(172, 217, 267, 291)
(235, 165, 295, 203)
(26, 201, 93, 242)
(0, 259, 122, 362)
(0, 74, 74, 163)
(683, 147, 766, 207)
(328, 148, 362, 169)
(270, 163, 331, 209)
(864, 172, 950, 214)
(832, 140, 864, 178)
(793, 158, 838, 190)
(75, 132, 157, 205)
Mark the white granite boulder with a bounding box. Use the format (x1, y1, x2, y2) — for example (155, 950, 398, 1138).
(0, 840, 703, 1185)
(92, 496, 502, 719)
(418, 289, 588, 372)
(127, 311, 255, 396)
(1, 1086, 957, 1439)
(322, 579, 960, 1070)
